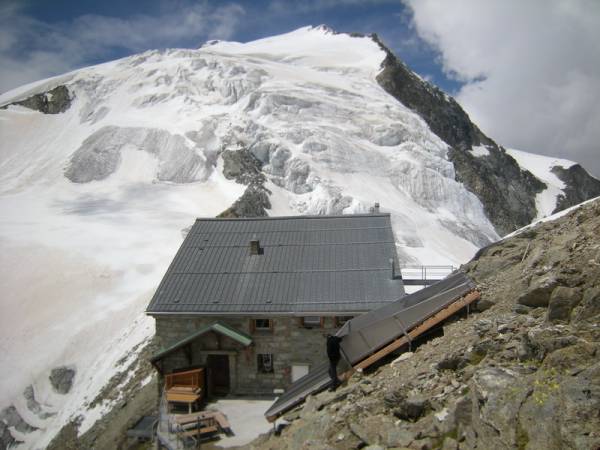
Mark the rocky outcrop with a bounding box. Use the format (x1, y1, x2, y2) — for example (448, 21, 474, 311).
(552, 164, 600, 213)
(49, 366, 76, 394)
(372, 34, 569, 236)
(248, 198, 600, 450)
(24, 385, 55, 419)
(218, 147, 271, 218)
(46, 339, 159, 450)
(0, 420, 21, 449)
(218, 185, 271, 218)
(447, 147, 545, 236)
(222, 148, 266, 186)
(0, 406, 38, 434)
(1, 85, 71, 114)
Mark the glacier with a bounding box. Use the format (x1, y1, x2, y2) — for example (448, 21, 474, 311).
(0, 25, 587, 447)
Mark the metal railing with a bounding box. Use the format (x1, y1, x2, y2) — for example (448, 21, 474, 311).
(400, 265, 455, 285)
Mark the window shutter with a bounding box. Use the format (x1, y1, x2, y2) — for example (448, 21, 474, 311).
(250, 319, 256, 333)
(320, 317, 325, 328)
(297, 317, 303, 327)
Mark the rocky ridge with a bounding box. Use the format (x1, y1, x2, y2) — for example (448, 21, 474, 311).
(248, 197, 600, 450)
(551, 165, 600, 213)
(1, 85, 71, 114)
(218, 145, 272, 218)
(371, 33, 600, 236)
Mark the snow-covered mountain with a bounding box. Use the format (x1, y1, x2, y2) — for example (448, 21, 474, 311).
(1, 25, 599, 448)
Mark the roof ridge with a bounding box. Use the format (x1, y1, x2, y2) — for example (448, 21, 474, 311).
(195, 213, 390, 222)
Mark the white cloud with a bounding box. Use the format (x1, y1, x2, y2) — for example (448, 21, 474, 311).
(404, 0, 600, 177)
(0, 2, 245, 94)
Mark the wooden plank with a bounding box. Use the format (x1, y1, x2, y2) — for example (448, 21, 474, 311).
(181, 426, 218, 437)
(173, 412, 212, 424)
(166, 392, 202, 403)
(176, 411, 230, 428)
(350, 290, 480, 372)
(212, 412, 231, 429)
(174, 414, 207, 424)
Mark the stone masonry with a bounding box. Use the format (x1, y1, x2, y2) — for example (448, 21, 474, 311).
(155, 315, 343, 396)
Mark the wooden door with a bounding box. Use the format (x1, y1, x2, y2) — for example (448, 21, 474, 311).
(207, 354, 230, 396)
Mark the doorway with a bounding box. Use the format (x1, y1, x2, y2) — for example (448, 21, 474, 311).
(206, 354, 230, 396)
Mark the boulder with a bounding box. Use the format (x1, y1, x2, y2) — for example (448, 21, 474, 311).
(473, 318, 493, 336)
(558, 361, 600, 449)
(474, 298, 495, 312)
(546, 286, 581, 323)
(572, 287, 600, 323)
(513, 303, 533, 315)
(436, 353, 468, 372)
(393, 395, 431, 422)
(349, 414, 414, 448)
(517, 275, 559, 307)
(470, 367, 533, 447)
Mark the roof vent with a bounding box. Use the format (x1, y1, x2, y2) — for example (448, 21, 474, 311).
(250, 238, 262, 255)
(373, 202, 380, 213)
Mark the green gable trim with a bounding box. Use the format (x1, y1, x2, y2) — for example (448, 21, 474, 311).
(150, 322, 252, 363)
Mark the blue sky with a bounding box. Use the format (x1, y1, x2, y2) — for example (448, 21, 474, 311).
(1, 0, 599, 176)
(1, 0, 461, 94)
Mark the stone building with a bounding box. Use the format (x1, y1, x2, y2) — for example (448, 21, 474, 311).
(146, 213, 405, 396)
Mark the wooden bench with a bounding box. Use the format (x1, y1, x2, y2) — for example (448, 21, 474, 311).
(173, 411, 231, 431)
(165, 368, 205, 413)
(175, 415, 220, 442)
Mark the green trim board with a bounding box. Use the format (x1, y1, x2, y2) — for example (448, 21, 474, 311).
(150, 322, 252, 363)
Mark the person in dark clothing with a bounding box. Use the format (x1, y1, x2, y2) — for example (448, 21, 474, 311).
(326, 334, 343, 390)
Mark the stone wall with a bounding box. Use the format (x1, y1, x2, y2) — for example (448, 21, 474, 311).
(154, 315, 343, 396)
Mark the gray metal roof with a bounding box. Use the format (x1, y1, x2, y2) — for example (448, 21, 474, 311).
(264, 272, 477, 420)
(146, 214, 405, 314)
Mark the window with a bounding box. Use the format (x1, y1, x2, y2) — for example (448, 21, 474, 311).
(257, 354, 274, 373)
(335, 316, 354, 327)
(251, 319, 273, 332)
(291, 364, 310, 382)
(301, 316, 322, 328)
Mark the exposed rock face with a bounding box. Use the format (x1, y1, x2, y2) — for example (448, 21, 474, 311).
(447, 147, 545, 236)
(0, 406, 37, 434)
(49, 366, 76, 394)
(0, 420, 21, 449)
(372, 34, 552, 236)
(46, 339, 159, 450)
(218, 185, 271, 218)
(1, 85, 71, 114)
(221, 148, 266, 185)
(552, 164, 600, 213)
(247, 198, 600, 450)
(218, 147, 271, 218)
(24, 385, 55, 419)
